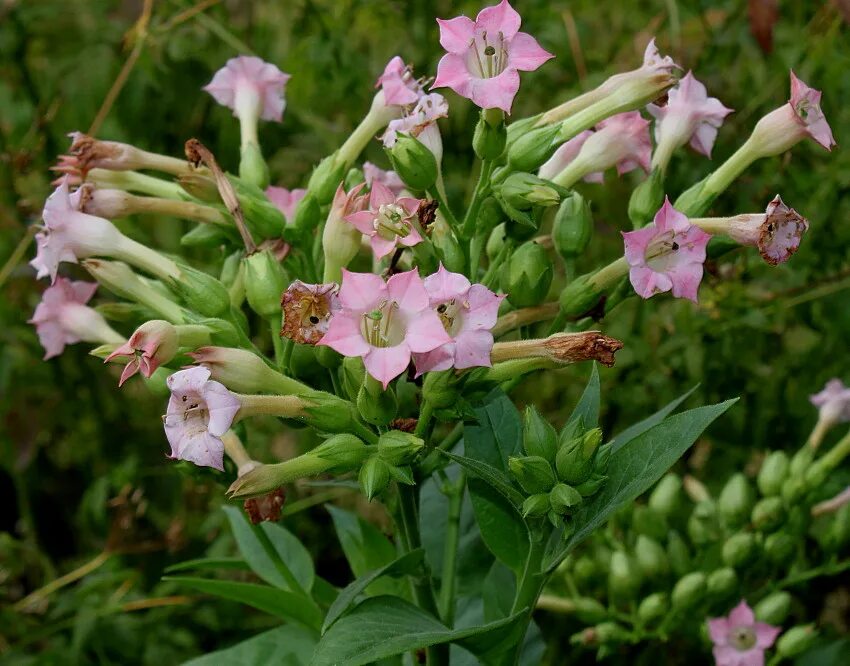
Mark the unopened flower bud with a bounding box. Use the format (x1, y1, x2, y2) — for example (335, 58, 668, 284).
(377, 430, 424, 466)
(421, 369, 461, 409)
(307, 153, 347, 205)
(357, 375, 398, 426)
(359, 456, 391, 500)
(754, 591, 792, 626)
(558, 274, 604, 319)
(312, 433, 370, 468)
(608, 551, 641, 602)
(83, 259, 184, 323)
(430, 214, 466, 274)
(751, 497, 785, 532)
(243, 250, 287, 318)
(523, 406, 557, 462)
(501, 241, 553, 308)
(508, 455, 557, 495)
(500, 172, 562, 210)
(388, 134, 437, 191)
(637, 593, 667, 626)
(634, 535, 669, 580)
(575, 473, 607, 497)
(628, 167, 666, 228)
(294, 192, 322, 235)
(522, 493, 550, 518)
(549, 483, 583, 514)
(649, 473, 683, 518)
(556, 428, 602, 485)
(718, 473, 755, 528)
(553, 192, 593, 261)
(764, 532, 796, 565)
(341, 356, 366, 402)
(722, 532, 759, 568)
(189, 346, 307, 394)
(706, 567, 738, 602)
(667, 530, 691, 577)
(631, 505, 668, 541)
(756, 451, 790, 497)
(507, 123, 562, 173)
(301, 389, 364, 435)
(571, 597, 608, 624)
(688, 501, 722, 545)
(231, 178, 287, 239)
(776, 625, 817, 658)
(170, 265, 231, 318)
(671, 572, 706, 610)
(473, 110, 507, 160)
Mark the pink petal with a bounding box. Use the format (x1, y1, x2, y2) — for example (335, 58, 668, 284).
(398, 227, 423, 248)
(423, 264, 471, 304)
(754, 623, 781, 649)
(203, 381, 241, 436)
(436, 15, 477, 53)
(387, 269, 429, 312)
(345, 210, 377, 236)
(370, 182, 396, 209)
(338, 270, 386, 311)
(476, 0, 521, 40)
(629, 265, 673, 299)
(405, 310, 453, 353)
(621, 226, 657, 266)
(469, 67, 521, 114)
(117, 360, 141, 387)
(712, 645, 750, 666)
(462, 284, 503, 330)
(690, 123, 721, 157)
(174, 431, 225, 471)
(167, 366, 212, 394)
(728, 601, 755, 628)
(412, 344, 456, 376)
(454, 330, 494, 369)
(370, 235, 399, 259)
(507, 32, 554, 72)
(363, 344, 411, 389)
(538, 131, 593, 180)
(707, 617, 730, 646)
(667, 262, 704, 302)
(318, 312, 371, 357)
(653, 197, 689, 234)
(69, 280, 98, 304)
(432, 53, 473, 99)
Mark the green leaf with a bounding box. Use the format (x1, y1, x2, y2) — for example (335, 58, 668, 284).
(164, 577, 322, 630)
(543, 398, 738, 572)
(609, 385, 699, 453)
(467, 478, 529, 573)
(223, 505, 314, 593)
(464, 389, 523, 473)
(322, 549, 425, 633)
(311, 596, 527, 666)
(566, 363, 600, 430)
(164, 557, 250, 575)
(439, 450, 524, 506)
(182, 625, 317, 666)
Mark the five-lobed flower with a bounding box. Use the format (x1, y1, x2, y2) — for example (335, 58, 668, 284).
(707, 600, 780, 666)
(344, 182, 423, 259)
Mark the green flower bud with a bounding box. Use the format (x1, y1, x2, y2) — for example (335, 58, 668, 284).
(667, 530, 692, 577)
(341, 356, 366, 402)
(803, 461, 829, 490)
(503, 209, 541, 240)
(181, 223, 235, 248)
(627, 167, 665, 228)
(523, 406, 558, 462)
(242, 250, 287, 319)
(754, 591, 792, 625)
(634, 535, 669, 580)
(722, 532, 759, 568)
(672, 174, 714, 217)
(486, 223, 508, 262)
(388, 464, 414, 486)
(688, 501, 722, 545)
(430, 214, 466, 274)
(478, 196, 505, 235)
(94, 301, 154, 322)
(757, 451, 790, 497)
(507, 123, 561, 172)
(637, 593, 667, 626)
(473, 111, 507, 160)
(789, 446, 815, 478)
(649, 473, 683, 518)
(571, 597, 608, 624)
(294, 192, 322, 234)
(751, 497, 786, 533)
(307, 153, 346, 205)
(558, 274, 603, 319)
(388, 134, 437, 191)
(828, 503, 850, 552)
(706, 567, 738, 602)
(718, 473, 756, 528)
(593, 441, 612, 473)
(219, 251, 242, 288)
(501, 241, 553, 308)
(553, 192, 593, 260)
(671, 572, 706, 610)
(632, 505, 669, 541)
(521, 493, 550, 518)
(230, 178, 286, 238)
(508, 456, 557, 495)
(377, 430, 424, 466)
(572, 557, 600, 586)
(170, 265, 231, 318)
(421, 369, 460, 410)
(575, 473, 607, 497)
(608, 551, 641, 603)
(550, 483, 583, 514)
(357, 376, 398, 426)
(556, 428, 602, 485)
(312, 434, 370, 469)
(500, 172, 562, 210)
(238, 141, 270, 189)
(301, 389, 362, 434)
(776, 625, 817, 658)
(359, 456, 391, 501)
(764, 532, 796, 565)
(344, 167, 365, 191)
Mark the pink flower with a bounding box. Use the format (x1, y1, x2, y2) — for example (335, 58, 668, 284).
(376, 56, 424, 107)
(363, 162, 406, 196)
(318, 269, 452, 388)
(266, 186, 307, 221)
(591, 111, 653, 176)
(204, 56, 290, 123)
(412, 265, 504, 375)
(106, 320, 179, 386)
(648, 71, 733, 159)
(622, 197, 711, 302)
(344, 182, 423, 259)
(810, 379, 850, 425)
(163, 366, 241, 471)
(789, 71, 836, 150)
(29, 278, 121, 359)
(30, 179, 125, 283)
(642, 38, 678, 74)
(708, 601, 780, 666)
(538, 130, 597, 181)
(432, 0, 554, 113)
(382, 93, 449, 163)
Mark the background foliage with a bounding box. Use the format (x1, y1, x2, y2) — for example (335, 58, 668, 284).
(1, 0, 848, 663)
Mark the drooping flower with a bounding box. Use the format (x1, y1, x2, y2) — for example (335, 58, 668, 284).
(344, 182, 423, 259)
(266, 186, 307, 221)
(537, 130, 597, 181)
(720, 196, 809, 265)
(789, 71, 836, 150)
(106, 320, 179, 386)
(318, 269, 452, 388)
(281, 281, 341, 345)
(412, 264, 503, 375)
(622, 198, 711, 302)
(382, 93, 449, 163)
(708, 600, 780, 666)
(203, 56, 290, 123)
(163, 366, 241, 471)
(29, 278, 122, 359)
(363, 162, 406, 196)
(810, 379, 850, 426)
(432, 0, 554, 113)
(376, 56, 424, 107)
(648, 71, 733, 164)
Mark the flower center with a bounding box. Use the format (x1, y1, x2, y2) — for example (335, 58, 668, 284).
(360, 300, 407, 347)
(467, 31, 508, 79)
(435, 299, 466, 337)
(646, 231, 688, 272)
(179, 393, 209, 436)
(728, 626, 757, 652)
(374, 203, 412, 240)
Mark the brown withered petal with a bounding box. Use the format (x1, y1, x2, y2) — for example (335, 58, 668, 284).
(390, 417, 418, 433)
(758, 196, 808, 266)
(281, 280, 340, 345)
(418, 199, 439, 230)
(243, 487, 286, 524)
(545, 332, 623, 367)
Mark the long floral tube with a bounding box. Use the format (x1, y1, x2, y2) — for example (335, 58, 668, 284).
(82, 188, 230, 226)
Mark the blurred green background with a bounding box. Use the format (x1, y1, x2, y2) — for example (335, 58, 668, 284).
(1, 0, 848, 662)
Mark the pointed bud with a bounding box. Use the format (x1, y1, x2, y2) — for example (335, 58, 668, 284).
(549, 483, 583, 514)
(758, 451, 790, 496)
(670, 572, 706, 610)
(473, 109, 507, 160)
(307, 153, 347, 205)
(388, 134, 437, 191)
(170, 265, 230, 318)
(556, 436, 593, 485)
(634, 535, 669, 580)
(764, 532, 796, 565)
(359, 456, 391, 500)
(721, 532, 759, 568)
(500, 172, 562, 210)
(377, 430, 424, 466)
(571, 597, 608, 624)
(558, 274, 604, 320)
(666, 531, 692, 577)
(553, 192, 593, 260)
(706, 567, 738, 602)
(523, 406, 558, 462)
(608, 551, 641, 602)
(239, 141, 270, 189)
(754, 591, 792, 625)
(294, 192, 322, 234)
(357, 376, 398, 426)
(636, 593, 667, 626)
(301, 389, 363, 435)
(751, 497, 785, 532)
(507, 123, 562, 173)
(430, 214, 466, 274)
(508, 455, 557, 495)
(575, 473, 607, 497)
(243, 250, 287, 318)
(717, 473, 755, 528)
(421, 369, 461, 410)
(341, 356, 366, 402)
(312, 433, 370, 467)
(521, 493, 550, 518)
(501, 241, 553, 308)
(189, 346, 307, 394)
(776, 625, 817, 658)
(649, 473, 683, 517)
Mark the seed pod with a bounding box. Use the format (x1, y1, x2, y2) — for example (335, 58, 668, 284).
(718, 473, 756, 528)
(671, 572, 706, 610)
(706, 567, 738, 602)
(751, 497, 786, 533)
(757, 451, 790, 497)
(608, 551, 641, 603)
(637, 592, 667, 626)
(764, 532, 796, 565)
(389, 133, 438, 191)
(501, 241, 553, 308)
(523, 406, 558, 462)
(649, 473, 683, 518)
(571, 597, 608, 624)
(359, 456, 391, 501)
(508, 456, 557, 495)
(667, 530, 692, 577)
(722, 532, 759, 568)
(553, 192, 593, 261)
(634, 535, 669, 580)
(754, 591, 792, 625)
(776, 625, 817, 658)
(521, 493, 550, 518)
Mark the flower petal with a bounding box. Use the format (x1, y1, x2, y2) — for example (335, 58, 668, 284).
(387, 269, 429, 312)
(318, 312, 371, 357)
(454, 329, 494, 369)
(469, 67, 521, 114)
(423, 264, 471, 304)
(476, 0, 521, 40)
(507, 31, 554, 72)
(405, 310, 453, 353)
(363, 344, 411, 388)
(436, 15, 477, 53)
(338, 270, 386, 312)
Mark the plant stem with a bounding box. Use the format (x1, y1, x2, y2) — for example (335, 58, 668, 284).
(461, 160, 494, 241)
(270, 316, 285, 369)
(438, 471, 465, 625)
(428, 186, 460, 229)
(507, 536, 547, 664)
(415, 401, 435, 441)
(481, 238, 513, 289)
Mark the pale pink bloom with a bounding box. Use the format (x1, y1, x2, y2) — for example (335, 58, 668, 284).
(723, 196, 808, 265)
(382, 93, 449, 163)
(204, 56, 290, 122)
(30, 178, 124, 283)
(412, 264, 504, 375)
(810, 379, 850, 425)
(363, 162, 406, 196)
(106, 320, 179, 386)
(622, 197, 711, 302)
(648, 71, 733, 158)
(432, 0, 554, 113)
(344, 182, 423, 259)
(29, 278, 118, 359)
(318, 269, 452, 388)
(376, 56, 424, 107)
(588, 111, 652, 177)
(642, 38, 678, 73)
(281, 281, 340, 345)
(708, 601, 780, 666)
(266, 186, 307, 221)
(163, 366, 241, 471)
(789, 71, 836, 150)
(538, 130, 598, 182)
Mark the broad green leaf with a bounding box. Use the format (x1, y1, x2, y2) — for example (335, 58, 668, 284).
(464, 389, 523, 472)
(311, 596, 527, 666)
(609, 385, 699, 453)
(439, 450, 524, 506)
(223, 506, 314, 593)
(164, 576, 322, 630)
(481, 561, 515, 622)
(543, 398, 738, 571)
(182, 625, 317, 666)
(467, 478, 529, 573)
(566, 363, 600, 429)
(164, 557, 249, 574)
(322, 549, 425, 632)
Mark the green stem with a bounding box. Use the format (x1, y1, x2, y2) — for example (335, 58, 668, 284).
(415, 401, 435, 441)
(461, 160, 494, 240)
(507, 536, 547, 664)
(281, 338, 295, 376)
(270, 316, 285, 370)
(438, 471, 465, 625)
(481, 239, 513, 289)
(428, 186, 460, 229)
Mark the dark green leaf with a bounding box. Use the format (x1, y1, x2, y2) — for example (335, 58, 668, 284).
(609, 385, 699, 453)
(439, 450, 524, 506)
(164, 557, 250, 574)
(467, 478, 529, 573)
(464, 389, 523, 472)
(566, 363, 600, 430)
(182, 625, 317, 665)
